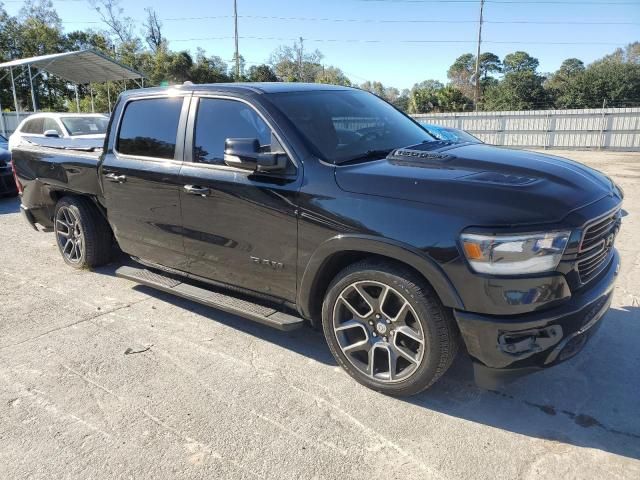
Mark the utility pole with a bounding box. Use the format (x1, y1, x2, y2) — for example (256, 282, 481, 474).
(474, 0, 485, 112)
(297, 37, 305, 81)
(233, 0, 240, 80)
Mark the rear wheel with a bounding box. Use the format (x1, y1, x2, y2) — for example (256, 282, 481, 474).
(54, 196, 112, 269)
(322, 260, 459, 396)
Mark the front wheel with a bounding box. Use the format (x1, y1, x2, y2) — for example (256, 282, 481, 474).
(322, 260, 459, 396)
(54, 196, 112, 269)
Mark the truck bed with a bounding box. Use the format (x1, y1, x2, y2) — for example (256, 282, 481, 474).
(12, 137, 104, 229)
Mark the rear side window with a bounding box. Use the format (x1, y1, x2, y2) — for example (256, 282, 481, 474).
(22, 118, 44, 134)
(117, 97, 183, 159)
(193, 98, 271, 165)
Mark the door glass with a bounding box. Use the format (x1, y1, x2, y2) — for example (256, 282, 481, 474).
(117, 97, 183, 159)
(23, 118, 44, 134)
(194, 98, 271, 165)
(44, 118, 63, 135)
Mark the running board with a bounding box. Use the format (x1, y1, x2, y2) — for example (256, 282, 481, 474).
(115, 266, 304, 331)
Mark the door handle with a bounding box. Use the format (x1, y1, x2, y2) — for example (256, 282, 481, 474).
(105, 173, 127, 183)
(184, 185, 210, 196)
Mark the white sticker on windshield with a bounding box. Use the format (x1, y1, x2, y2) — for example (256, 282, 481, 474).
(89, 123, 98, 131)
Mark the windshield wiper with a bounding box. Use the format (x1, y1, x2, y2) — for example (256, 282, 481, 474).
(337, 149, 394, 165)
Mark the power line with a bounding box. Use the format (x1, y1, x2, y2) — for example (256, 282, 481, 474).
(58, 15, 640, 26)
(170, 35, 627, 46)
(359, 0, 639, 4)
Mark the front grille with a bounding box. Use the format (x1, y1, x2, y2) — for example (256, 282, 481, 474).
(577, 209, 621, 283)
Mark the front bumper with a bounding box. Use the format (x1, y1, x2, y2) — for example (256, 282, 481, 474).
(455, 249, 619, 387)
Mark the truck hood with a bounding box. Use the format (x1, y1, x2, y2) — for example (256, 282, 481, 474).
(335, 143, 619, 226)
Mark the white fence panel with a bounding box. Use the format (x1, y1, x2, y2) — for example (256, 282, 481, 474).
(0, 112, 32, 137)
(412, 108, 640, 151)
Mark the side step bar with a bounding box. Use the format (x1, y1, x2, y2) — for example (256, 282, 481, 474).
(115, 266, 304, 331)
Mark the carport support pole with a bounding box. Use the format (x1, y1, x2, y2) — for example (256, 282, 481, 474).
(27, 64, 37, 112)
(107, 82, 112, 113)
(0, 98, 6, 137)
(89, 84, 95, 113)
(10, 67, 19, 113)
(75, 84, 80, 112)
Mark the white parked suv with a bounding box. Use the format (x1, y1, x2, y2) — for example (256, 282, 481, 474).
(8, 113, 109, 151)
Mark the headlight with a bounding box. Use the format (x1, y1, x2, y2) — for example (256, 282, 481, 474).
(460, 231, 570, 275)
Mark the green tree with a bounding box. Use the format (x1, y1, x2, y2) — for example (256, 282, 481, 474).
(316, 66, 351, 86)
(599, 41, 640, 64)
(392, 89, 410, 112)
(546, 58, 586, 108)
(503, 51, 539, 73)
(359, 81, 386, 98)
(484, 70, 550, 110)
(247, 64, 278, 82)
(447, 53, 475, 99)
(447, 52, 501, 105)
(408, 80, 443, 113)
(435, 86, 472, 112)
(269, 41, 324, 82)
(479, 52, 502, 79)
(563, 61, 640, 108)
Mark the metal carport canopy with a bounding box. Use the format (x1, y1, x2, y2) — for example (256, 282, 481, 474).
(0, 49, 143, 84)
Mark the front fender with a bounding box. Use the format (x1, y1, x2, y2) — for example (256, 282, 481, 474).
(297, 234, 464, 320)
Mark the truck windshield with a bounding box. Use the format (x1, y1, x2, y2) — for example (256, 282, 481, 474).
(267, 90, 434, 164)
(61, 117, 109, 136)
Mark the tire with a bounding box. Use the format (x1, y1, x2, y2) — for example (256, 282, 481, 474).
(322, 259, 459, 396)
(53, 196, 112, 269)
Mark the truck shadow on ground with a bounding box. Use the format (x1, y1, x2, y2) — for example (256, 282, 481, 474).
(96, 262, 640, 461)
(411, 306, 640, 460)
(0, 195, 20, 214)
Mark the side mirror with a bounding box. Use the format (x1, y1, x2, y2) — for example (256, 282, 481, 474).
(224, 138, 287, 173)
(44, 130, 60, 138)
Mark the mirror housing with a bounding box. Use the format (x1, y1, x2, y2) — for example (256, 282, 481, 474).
(44, 130, 60, 138)
(224, 138, 287, 173)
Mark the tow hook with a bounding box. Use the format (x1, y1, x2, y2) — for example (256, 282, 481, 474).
(498, 325, 563, 356)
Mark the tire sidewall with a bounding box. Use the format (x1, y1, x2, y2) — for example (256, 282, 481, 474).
(322, 267, 446, 395)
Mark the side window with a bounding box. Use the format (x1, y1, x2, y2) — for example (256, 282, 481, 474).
(117, 97, 183, 159)
(44, 118, 63, 136)
(22, 118, 44, 134)
(193, 98, 271, 165)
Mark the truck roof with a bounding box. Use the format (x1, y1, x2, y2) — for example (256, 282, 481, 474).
(120, 82, 354, 98)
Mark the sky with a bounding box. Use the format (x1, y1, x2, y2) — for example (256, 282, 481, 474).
(3, 0, 640, 89)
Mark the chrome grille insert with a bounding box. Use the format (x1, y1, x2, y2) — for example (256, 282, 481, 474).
(577, 208, 620, 283)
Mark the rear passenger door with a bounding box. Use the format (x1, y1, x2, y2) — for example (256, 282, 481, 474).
(100, 94, 191, 270)
(179, 96, 300, 302)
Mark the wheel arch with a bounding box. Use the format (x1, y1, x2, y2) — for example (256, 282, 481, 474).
(50, 189, 108, 220)
(297, 235, 464, 326)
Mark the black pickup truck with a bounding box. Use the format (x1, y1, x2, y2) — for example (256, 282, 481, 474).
(13, 83, 623, 395)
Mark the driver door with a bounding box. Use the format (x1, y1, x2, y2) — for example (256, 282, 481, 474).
(178, 96, 300, 302)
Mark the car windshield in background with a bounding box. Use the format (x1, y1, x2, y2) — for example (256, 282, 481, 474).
(422, 124, 480, 144)
(267, 90, 434, 164)
(61, 117, 109, 136)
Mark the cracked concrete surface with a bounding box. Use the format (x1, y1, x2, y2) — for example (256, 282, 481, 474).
(1, 150, 639, 479)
